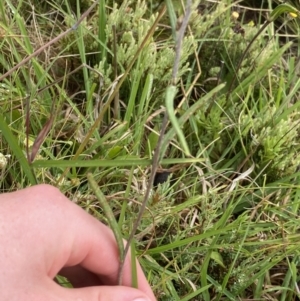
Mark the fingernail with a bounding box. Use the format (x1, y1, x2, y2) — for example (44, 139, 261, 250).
(132, 298, 149, 301)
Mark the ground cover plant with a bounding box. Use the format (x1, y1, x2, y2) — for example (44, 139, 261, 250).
(1, 0, 300, 300)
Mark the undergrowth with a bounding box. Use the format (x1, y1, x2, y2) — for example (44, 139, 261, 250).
(1, 0, 300, 300)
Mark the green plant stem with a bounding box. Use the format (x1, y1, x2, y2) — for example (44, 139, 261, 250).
(87, 173, 125, 285)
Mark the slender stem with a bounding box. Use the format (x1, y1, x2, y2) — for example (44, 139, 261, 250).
(117, 113, 169, 283)
(118, 0, 192, 285)
(172, 0, 192, 84)
(87, 173, 125, 286)
(112, 24, 120, 119)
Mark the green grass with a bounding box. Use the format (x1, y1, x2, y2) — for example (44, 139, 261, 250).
(2, 0, 300, 300)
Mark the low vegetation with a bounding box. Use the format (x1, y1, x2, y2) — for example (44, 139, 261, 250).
(1, 0, 300, 300)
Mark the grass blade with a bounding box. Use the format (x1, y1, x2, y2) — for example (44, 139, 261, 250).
(87, 173, 125, 285)
(0, 115, 36, 185)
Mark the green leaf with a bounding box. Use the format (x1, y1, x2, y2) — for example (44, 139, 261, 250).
(162, 83, 225, 156)
(210, 251, 226, 268)
(165, 0, 177, 40)
(166, 85, 191, 156)
(32, 158, 204, 168)
(107, 146, 123, 159)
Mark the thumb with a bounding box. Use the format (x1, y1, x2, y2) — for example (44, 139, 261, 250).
(58, 285, 154, 301)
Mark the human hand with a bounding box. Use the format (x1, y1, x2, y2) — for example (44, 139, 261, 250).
(0, 184, 156, 301)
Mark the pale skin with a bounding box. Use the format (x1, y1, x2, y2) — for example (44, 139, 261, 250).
(0, 184, 156, 301)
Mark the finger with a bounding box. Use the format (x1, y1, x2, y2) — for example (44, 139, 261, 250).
(25, 282, 152, 301)
(57, 285, 153, 301)
(58, 265, 102, 287)
(3, 185, 156, 300)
